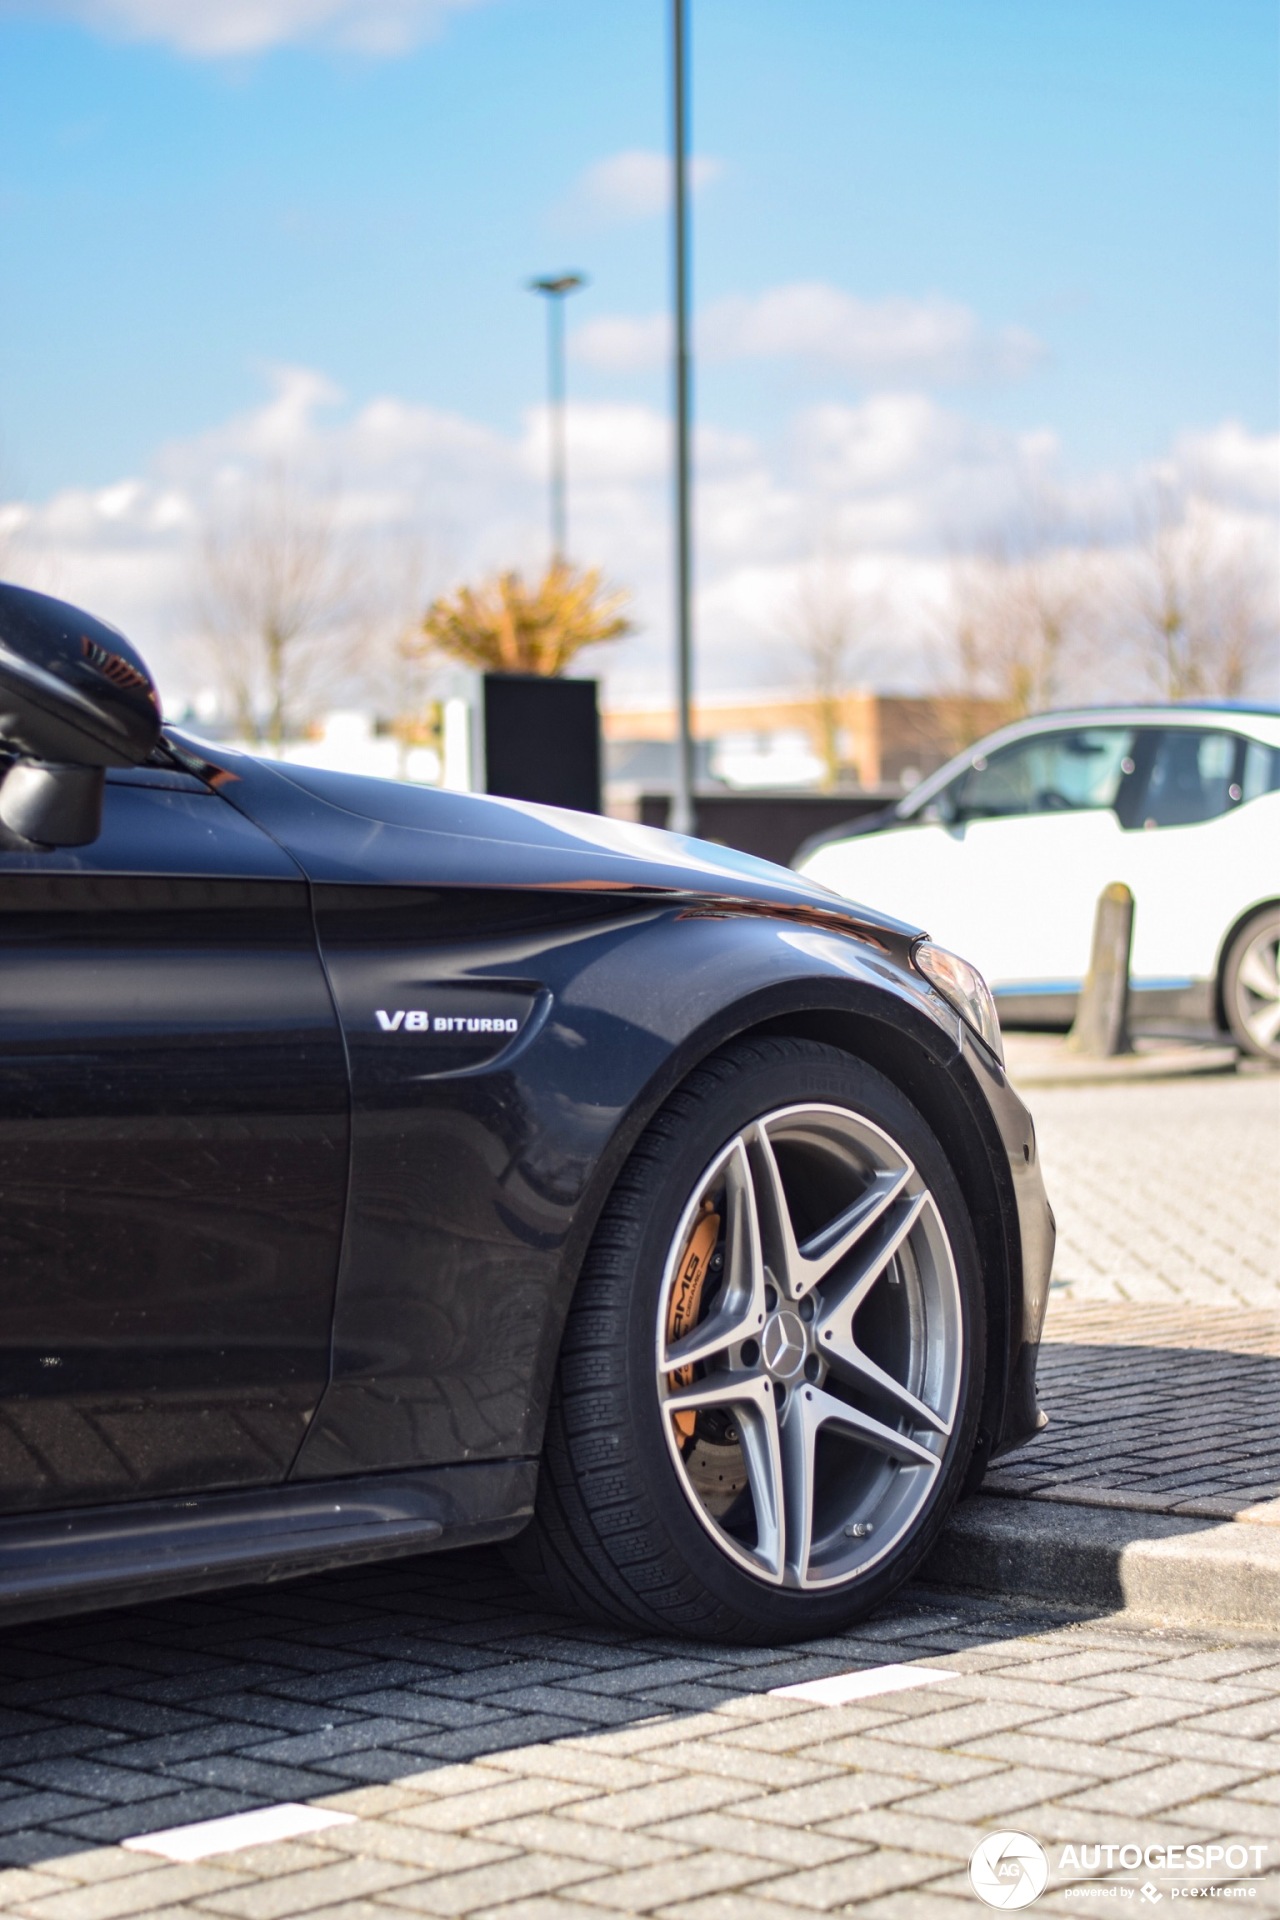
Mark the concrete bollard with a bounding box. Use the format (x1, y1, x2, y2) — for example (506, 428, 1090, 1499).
(1066, 882, 1135, 1057)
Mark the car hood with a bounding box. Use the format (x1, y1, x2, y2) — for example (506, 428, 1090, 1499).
(171, 734, 921, 951)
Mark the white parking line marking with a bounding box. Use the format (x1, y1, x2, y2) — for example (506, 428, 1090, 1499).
(769, 1662, 957, 1705)
(122, 1802, 356, 1861)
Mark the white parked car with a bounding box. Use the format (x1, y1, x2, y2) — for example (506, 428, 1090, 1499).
(795, 705, 1280, 1062)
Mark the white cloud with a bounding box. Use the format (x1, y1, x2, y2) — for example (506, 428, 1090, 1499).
(573, 313, 671, 374)
(3, 365, 1275, 713)
(574, 282, 1045, 385)
(710, 285, 1044, 383)
(1164, 421, 1280, 513)
(158, 364, 346, 476)
(564, 149, 723, 225)
(522, 402, 670, 485)
(7, 0, 487, 57)
(788, 395, 1060, 548)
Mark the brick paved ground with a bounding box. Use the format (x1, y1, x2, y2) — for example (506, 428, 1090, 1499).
(0, 1069, 1274, 1917)
(986, 1066, 1280, 1521)
(1024, 1067, 1280, 1311)
(0, 1558, 1276, 1918)
(984, 1318, 1280, 1521)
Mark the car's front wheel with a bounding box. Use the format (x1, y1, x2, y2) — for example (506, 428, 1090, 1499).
(510, 1035, 986, 1641)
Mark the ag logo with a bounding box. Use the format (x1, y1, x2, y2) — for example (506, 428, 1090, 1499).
(968, 1832, 1049, 1909)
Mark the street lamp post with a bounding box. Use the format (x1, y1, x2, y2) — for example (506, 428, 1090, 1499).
(529, 272, 586, 568)
(669, 0, 695, 837)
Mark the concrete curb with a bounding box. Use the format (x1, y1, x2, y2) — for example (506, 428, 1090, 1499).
(924, 1494, 1280, 1633)
(1002, 1042, 1239, 1088)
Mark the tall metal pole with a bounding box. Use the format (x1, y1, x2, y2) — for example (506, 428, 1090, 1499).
(670, 0, 695, 836)
(547, 292, 567, 565)
(529, 273, 586, 569)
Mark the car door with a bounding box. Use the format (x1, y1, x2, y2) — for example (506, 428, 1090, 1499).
(911, 725, 1143, 990)
(1122, 727, 1256, 986)
(0, 766, 350, 1514)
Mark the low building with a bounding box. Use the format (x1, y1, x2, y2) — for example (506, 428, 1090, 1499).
(603, 690, 1014, 796)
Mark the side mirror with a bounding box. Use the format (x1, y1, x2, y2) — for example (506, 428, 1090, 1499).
(0, 584, 161, 846)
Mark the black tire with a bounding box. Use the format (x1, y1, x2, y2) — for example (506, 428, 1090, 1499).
(1223, 907, 1280, 1066)
(508, 1035, 986, 1642)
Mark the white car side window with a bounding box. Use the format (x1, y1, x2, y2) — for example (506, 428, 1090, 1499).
(1141, 730, 1239, 829)
(1242, 738, 1280, 804)
(954, 728, 1137, 822)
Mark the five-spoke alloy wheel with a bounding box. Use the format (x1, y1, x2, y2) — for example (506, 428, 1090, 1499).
(657, 1102, 963, 1593)
(512, 1036, 985, 1640)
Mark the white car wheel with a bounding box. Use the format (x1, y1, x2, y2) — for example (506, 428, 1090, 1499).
(1224, 908, 1280, 1065)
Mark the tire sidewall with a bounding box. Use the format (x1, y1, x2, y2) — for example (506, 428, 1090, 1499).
(613, 1041, 986, 1635)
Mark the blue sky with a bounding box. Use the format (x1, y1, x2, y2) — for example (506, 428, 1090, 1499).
(0, 0, 1276, 703)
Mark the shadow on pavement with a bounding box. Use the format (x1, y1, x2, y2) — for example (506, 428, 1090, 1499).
(4, 1342, 1274, 1869)
(0, 1545, 1091, 1868)
(987, 1340, 1280, 1516)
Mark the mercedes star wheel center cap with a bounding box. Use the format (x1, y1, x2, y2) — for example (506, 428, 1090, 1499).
(761, 1309, 808, 1382)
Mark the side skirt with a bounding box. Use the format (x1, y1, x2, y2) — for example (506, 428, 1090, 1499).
(0, 1460, 536, 1626)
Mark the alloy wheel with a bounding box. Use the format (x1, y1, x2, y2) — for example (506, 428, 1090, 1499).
(656, 1101, 964, 1591)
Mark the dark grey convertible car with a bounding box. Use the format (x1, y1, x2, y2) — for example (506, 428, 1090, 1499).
(0, 584, 1052, 1641)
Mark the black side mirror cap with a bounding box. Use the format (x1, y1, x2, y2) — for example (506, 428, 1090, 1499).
(0, 584, 161, 847)
(0, 583, 161, 770)
(0, 762, 105, 848)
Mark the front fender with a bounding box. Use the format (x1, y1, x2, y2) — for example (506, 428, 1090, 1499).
(292, 896, 1044, 1481)
(548, 913, 1048, 1476)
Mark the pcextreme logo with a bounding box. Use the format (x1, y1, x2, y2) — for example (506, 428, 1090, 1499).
(375, 1009, 520, 1034)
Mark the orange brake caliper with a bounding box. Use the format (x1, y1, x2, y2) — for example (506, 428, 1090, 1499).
(667, 1206, 721, 1444)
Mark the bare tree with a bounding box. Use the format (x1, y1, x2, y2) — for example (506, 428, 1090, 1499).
(193, 467, 362, 748)
(944, 489, 1099, 721)
(942, 557, 1003, 748)
(352, 530, 452, 777)
(780, 554, 877, 788)
(1130, 484, 1276, 699)
(1213, 544, 1278, 697)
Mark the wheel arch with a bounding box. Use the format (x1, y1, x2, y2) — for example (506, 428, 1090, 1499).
(541, 982, 1018, 1492)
